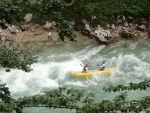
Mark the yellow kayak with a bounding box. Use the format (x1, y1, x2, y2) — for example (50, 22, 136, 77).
(70, 67, 116, 77)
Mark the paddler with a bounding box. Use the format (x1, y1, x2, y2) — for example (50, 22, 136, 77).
(97, 60, 106, 70)
(80, 64, 88, 73)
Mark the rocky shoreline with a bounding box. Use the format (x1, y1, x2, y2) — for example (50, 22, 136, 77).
(0, 24, 98, 53)
(80, 15, 149, 44)
(0, 15, 149, 53)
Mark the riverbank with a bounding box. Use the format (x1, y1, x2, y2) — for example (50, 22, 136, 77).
(0, 16, 149, 53)
(0, 22, 98, 53)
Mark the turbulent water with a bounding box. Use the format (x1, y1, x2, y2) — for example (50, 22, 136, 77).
(0, 40, 150, 113)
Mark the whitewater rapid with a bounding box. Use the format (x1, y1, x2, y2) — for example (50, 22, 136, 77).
(0, 40, 150, 113)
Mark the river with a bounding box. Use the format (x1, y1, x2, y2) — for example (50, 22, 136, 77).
(0, 40, 150, 113)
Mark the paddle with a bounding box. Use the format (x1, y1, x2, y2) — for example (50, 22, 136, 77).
(97, 64, 100, 70)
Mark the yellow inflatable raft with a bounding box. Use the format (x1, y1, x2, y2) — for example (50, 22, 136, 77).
(70, 67, 116, 77)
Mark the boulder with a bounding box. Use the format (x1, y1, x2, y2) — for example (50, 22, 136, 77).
(7, 25, 17, 34)
(43, 21, 55, 30)
(84, 23, 91, 31)
(82, 23, 91, 36)
(24, 13, 33, 22)
(121, 30, 133, 39)
(138, 25, 146, 31)
(124, 21, 129, 27)
(94, 26, 111, 37)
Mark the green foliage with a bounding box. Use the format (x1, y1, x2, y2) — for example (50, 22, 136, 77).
(64, 0, 150, 23)
(0, 79, 150, 113)
(0, 44, 37, 72)
(56, 15, 76, 41)
(0, 1, 20, 27)
(103, 79, 150, 92)
(0, 83, 11, 103)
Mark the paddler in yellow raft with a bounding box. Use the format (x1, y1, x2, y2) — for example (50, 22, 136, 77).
(70, 60, 116, 78)
(97, 60, 106, 71)
(80, 63, 89, 73)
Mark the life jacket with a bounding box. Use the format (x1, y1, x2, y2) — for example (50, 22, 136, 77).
(100, 63, 106, 69)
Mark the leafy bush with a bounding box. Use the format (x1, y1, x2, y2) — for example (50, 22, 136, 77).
(0, 44, 37, 72)
(63, 0, 150, 23)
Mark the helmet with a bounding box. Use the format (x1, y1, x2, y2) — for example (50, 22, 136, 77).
(85, 64, 88, 67)
(102, 60, 106, 63)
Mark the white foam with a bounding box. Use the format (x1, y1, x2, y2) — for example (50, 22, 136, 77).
(64, 81, 87, 87)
